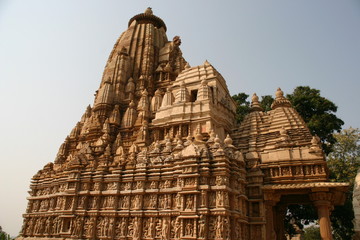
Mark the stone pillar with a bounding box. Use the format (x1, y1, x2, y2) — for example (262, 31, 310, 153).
(264, 193, 280, 240)
(310, 192, 334, 240)
(265, 201, 276, 240)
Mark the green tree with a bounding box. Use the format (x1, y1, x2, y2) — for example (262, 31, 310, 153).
(286, 86, 344, 154)
(0, 226, 12, 240)
(232, 94, 274, 124)
(303, 226, 321, 240)
(327, 128, 360, 239)
(232, 93, 250, 124)
(260, 95, 274, 112)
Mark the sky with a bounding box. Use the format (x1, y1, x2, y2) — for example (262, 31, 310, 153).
(0, 0, 359, 236)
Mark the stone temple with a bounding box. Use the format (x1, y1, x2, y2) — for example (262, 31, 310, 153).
(18, 8, 349, 240)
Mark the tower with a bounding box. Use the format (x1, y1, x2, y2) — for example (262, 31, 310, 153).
(18, 8, 348, 240)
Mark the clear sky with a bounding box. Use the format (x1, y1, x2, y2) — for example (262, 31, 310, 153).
(0, 0, 359, 236)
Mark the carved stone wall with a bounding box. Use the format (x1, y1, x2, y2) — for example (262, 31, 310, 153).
(18, 8, 349, 240)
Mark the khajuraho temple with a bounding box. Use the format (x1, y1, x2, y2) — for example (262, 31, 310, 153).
(18, 8, 349, 240)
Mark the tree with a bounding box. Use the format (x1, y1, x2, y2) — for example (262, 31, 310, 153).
(259, 95, 274, 112)
(232, 93, 274, 124)
(327, 128, 360, 239)
(286, 86, 344, 154)
(232, 93, 250, 124)
(303, 226, 321, 240)
(0, 226, 12, 240)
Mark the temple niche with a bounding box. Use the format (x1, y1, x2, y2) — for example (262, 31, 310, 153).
(18, 8, 349, 240)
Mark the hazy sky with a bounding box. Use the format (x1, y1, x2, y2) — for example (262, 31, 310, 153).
(1, 0, 359, 236)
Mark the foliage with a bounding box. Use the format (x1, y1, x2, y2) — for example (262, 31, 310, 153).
(327, 128, 360, 186)
(0, 226, 12, 240)
(284, 205, 317, 238)
(303, 226, 321, 240)
(232, 93, 274, 124)
(232, 93, 250, 124)
(286, 86, 344, 154)
(259, 95, 273, 112)
(327, 128, 360, 239)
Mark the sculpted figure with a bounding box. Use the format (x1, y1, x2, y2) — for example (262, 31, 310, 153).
(133, 217, 140, 239)
(27, 218, 34, 235)
(44, 217, 51, 234)
(161, 219, 169, 239)
(174, 219, 181, 238)
(215, 216, 223, 238)
(176, 193, 181, 208)
(85, 217, 96, 238)
(217, 191, 223, 206)
(120, 218, 127, 236)
(148, 218, 155, 237)
(72, 217, 82, 236)
(150, 181, 156, 189)
(198, 219, 205, 238)
(185, 221, 193, 236)
(186, 195, 193, 209)
(150, 195, 157, 208)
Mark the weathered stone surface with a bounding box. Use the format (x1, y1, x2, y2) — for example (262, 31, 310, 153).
(18, 8, 349, 240)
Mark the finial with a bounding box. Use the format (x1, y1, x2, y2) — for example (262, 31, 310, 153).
(250, 93, 263, 112)
(142, 88, 148, 96)
(184, 62, 191, 69)
(214, 134, 221, 144)
(204, 60, 210, 66)
(271, 87, 291, 109)
(154, 89, 161, 95)
(145, 7, 153, 15)
(195, 125, 203, 142)
(252, 93, 259, 103)
(129, 100, 135, 108)
(275, 87, 284, 99)
(224, 134, 233, 146)
(105, 77, 112, 83)
(164, 62, 172, 73)
(207, 129, 216, 144)
(173, 36, 181, 46)
(311, 135, 320, 145)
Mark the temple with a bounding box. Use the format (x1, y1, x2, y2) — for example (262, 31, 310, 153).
(18, 8, 349, 240)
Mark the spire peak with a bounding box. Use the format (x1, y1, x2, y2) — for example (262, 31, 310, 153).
(145, 7, 153, 15)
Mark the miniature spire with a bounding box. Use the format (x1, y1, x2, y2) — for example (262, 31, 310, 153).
(271, 87, 292, 109)
(109, 105, 121, 126)
(125, 78, 135, 100)
(207, 129, 216, 144)
(197, 79, 211, 101)
(151, 89, 163, 113)
(121, 100, 137, 128)
(204, 60, 210, 66)
(250, 93, 263, 111)
(224, 134, 234, 146)
(175, 81, 189, 103)
(94, 78, 114, 107)
(145, 7, 153, 15)
(195, 125, 204, 142)
(102, 118, 110, 133)
(160, 87, 173, 107)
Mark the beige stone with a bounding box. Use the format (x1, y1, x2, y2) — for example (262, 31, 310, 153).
(18, 8, 349, 240)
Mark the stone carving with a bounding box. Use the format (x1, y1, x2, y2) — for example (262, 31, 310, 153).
(19, 8, 349, 240)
